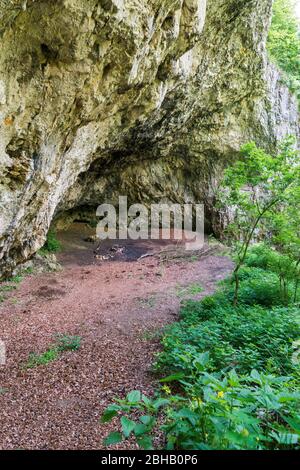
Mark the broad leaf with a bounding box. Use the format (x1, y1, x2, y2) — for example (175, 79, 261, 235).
(126, 390, 141, 403)
(120, 416, 136, 438)
(104, 432, 123, 446)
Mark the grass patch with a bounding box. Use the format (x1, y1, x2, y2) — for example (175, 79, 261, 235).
(55, 333, 81, 352)
(23, 334, 81, 369)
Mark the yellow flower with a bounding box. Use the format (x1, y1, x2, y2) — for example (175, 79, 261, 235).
(162, 385, 171, 395)
(217, 391, 225, 399)
(241, 429, 249, 437)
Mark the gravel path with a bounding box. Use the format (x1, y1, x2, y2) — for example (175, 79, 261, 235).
(0, 227, 232, 449)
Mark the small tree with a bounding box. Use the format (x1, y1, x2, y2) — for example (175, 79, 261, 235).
(218, 137, 300, 305)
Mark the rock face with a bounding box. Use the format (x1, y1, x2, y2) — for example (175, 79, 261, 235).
(0, 0, 299, 276)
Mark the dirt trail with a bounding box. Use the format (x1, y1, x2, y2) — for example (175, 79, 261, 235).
(0, 224, 233, 449)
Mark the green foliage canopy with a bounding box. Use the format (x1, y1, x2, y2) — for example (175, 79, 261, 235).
(267, 0, 300, 99)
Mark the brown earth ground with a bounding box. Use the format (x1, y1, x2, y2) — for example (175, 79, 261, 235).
(0, 224, 233, 449)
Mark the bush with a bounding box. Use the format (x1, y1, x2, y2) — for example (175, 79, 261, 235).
(225, 267, 287, 306)
(244, 244, 276, 270)
(102, 369, 300, 450)
(243, 245, 300, 305)
(156, 302, 299, 376)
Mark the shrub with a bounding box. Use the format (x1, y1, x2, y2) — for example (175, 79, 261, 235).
(243, 245, 300, 305)
(217, 138, 300, 305)
(225, 267, 287, 306)
(56, 334, 81, 351)
(102, 369, 300, 450)
(156, 302, 299, 376)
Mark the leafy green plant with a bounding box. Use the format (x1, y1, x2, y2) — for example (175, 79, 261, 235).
(265, 192, 300, 302)
(244, 243, 277, 270)
(55, 334, 81, 351)
(0, 268, 34, 304)
(40, 230, 61, 254)
(225, 265, 299, 306)
(0, 284, 16, 293)
(25, 348, 59, 369)
(176, 283, 203, 298)
(267, 0, 300, 101)
(101, 369, 300, 450)
(156, 302, 299, 376)
(101, 390, 168, 449)
(244, 244, 300, 304)
(24, 333, 81, 369)
(6, 274, 24, 283)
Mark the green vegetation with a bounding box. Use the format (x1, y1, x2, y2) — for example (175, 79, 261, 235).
(267, 0, 300, 100)
(217, 137, 300, 305)
(40, 229, 61, 254)
(7, 273, 26, 283)
(0, 285, 17, 293)
(24, 334, 81, 369)
(55, 333, 81, 352)
(0, 284, 16, 303)
(101, 139, 300, 450)
(25, 348, 60, 369)
(0, 267, 33, 303)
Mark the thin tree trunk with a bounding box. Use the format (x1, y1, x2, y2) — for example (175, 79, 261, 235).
(233, 270, 240, 306)
(294, 278, 299, 303)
